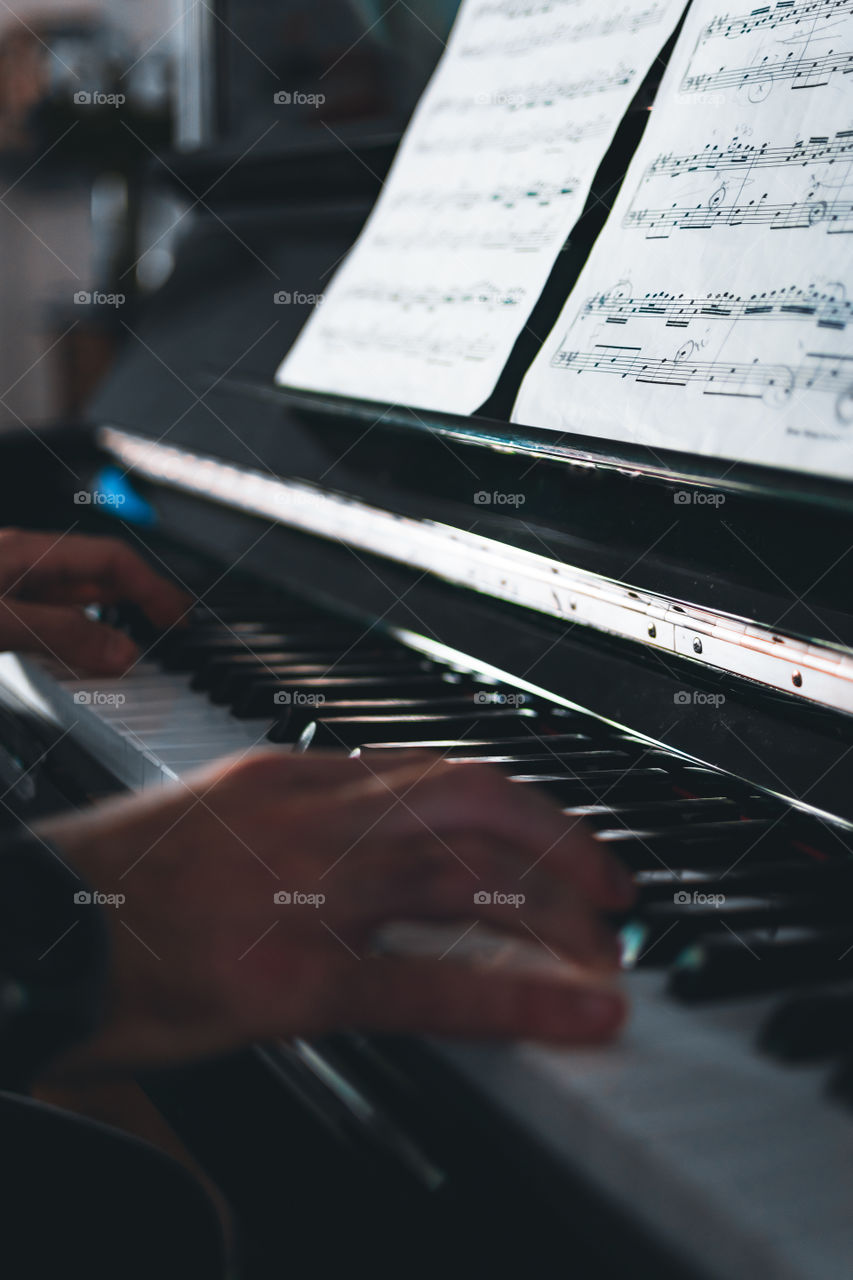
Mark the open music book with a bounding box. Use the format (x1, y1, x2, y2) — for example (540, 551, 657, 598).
(275, 0, 689, 413)
(277, 0, 853, 482)
(513, 0, 853, 480)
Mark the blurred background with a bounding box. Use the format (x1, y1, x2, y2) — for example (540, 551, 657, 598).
(0, 0, 460, 430)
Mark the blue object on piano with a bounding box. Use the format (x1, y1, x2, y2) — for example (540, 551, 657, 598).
(91, 465, 157, 526)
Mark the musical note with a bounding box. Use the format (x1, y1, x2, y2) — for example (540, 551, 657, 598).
(316, 324, 496, 365)
(372, 223, 559, 252)
(430, 66, 636, 114)
(414, 116, 609, 154)
(647, 130, 853, 177)
(682, 49, 853, 94)
(513, 0, 853, 479)
(582, 284, 853, 329)
(276, 0, 691, 415)
(473, 0, 584, 17)
(343, 282, 527, 311)
(459, 6, 667, 57)
(387, 178, 578, 210)
(550, 346, 850, 401)
(702, 0, 853, 43)
(625, 195, 853, 234)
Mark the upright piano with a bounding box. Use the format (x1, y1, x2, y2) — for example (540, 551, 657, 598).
(2, 3, 853, 1276)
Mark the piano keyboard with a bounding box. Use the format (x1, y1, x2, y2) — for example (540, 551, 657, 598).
(4, 581, 853, 1280)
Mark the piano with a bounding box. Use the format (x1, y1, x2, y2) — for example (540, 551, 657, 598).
(3, 2, 853, 1276)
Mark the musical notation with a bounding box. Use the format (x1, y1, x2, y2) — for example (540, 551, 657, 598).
(513, 0, 853, 477)
(343, 282, 527, 311)
(682, 48, 853, 94)
(431, 66, 636, 114)
(625, 195, 853, 234)
(702, 0, 853, 42)
(459, 6, 665, 57)
(414, 116, 609, 154)
(581, 284, 853, 329)
(372, 222, 558, 253)
(317, 325, 496, 365)
(647, 130, 853, 178)
(387, 178, 578, 210)
(277, 0, 689, 415)
(550, 345, 853, 408)
(473, 0, 583, 17)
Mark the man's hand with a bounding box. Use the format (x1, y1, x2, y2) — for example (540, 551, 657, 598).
(38, 751, 634, 1073)
(0, 529, 189, 674)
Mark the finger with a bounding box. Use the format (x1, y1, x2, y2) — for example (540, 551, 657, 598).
(353, 835, 622, 971)
(0, 600, 138, 675)
(336, 758, 636, 910)
(4, 532, 190, 627)
(345, 957, 627, 1044)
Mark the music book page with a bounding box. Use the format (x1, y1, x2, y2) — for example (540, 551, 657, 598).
(276, 0, 688, 414)
(513, 0, 853, 481)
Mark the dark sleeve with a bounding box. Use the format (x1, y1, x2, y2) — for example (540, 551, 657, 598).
(0, 828, 109, 1091)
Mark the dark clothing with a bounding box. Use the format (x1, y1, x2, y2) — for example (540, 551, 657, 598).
(0, 1090, 227, 1279)
(0, 830, 226, 1277)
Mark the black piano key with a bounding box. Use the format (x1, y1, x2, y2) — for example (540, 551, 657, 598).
(265, 695, 516, 744)
(299, 709, 540, 751)
(630, 895, 853, 968)
(594, 820, 797, 871)
(566, 796, 743, 827)
(759, 991, 853, 1063)
(233, 674, 462, 719)
(511, 769, 678, 805)
(160, 627, 373, 671)
(449, 750, 633, 773)
(668, 928, 853, 1002)
(200, 647, 433, 698)
(440, 735, 598, 760)
(635, 858, 853, 903)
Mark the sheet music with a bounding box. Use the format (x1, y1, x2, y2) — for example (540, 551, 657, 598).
(276, 0, 688, 413)
(513, 0, 853, 481)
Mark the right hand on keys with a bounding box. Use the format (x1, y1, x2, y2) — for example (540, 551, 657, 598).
(37, 750, 635, 1075)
